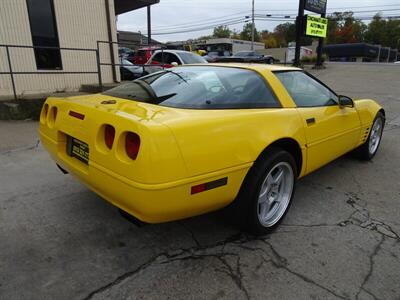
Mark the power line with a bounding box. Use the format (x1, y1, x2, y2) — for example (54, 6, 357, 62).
(149, 10, 250, 30)
(145, 12, 399, 36)
(256, 4, 400, 12)
(150, 17, 247, 34)
(151, 19, 249, 35)
(138, 7, 400, 32)
(136, 6, 400, 36)
(149, 16, 249, 31)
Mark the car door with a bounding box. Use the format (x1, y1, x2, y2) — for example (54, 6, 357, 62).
(275, 71, 361, 173)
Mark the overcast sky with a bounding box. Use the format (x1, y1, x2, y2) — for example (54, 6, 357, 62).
(117, 0, 399, 42)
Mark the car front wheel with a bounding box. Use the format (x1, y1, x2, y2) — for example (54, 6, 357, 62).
(356, 112, 385, 160)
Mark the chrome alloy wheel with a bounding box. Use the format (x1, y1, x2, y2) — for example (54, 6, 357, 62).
(369, 118, 383, 155)
(257, 162, 294, 227)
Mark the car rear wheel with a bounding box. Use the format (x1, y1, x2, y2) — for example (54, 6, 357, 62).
(256, 161, 294, 228)
(356, 112, 385, 160)
(228, 148, 297, 235)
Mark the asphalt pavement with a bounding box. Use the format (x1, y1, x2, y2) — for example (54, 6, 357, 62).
(0, 63, 399, 300)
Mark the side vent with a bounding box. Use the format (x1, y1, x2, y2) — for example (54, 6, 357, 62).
(361, 127, 370, 143)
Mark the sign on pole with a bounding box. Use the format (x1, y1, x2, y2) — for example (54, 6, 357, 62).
(304, 0, 327, 14)
(305, 15, 328, 38)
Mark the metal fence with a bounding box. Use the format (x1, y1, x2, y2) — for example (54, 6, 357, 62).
(96, 40, 169, 86)
(0, 44, 101, 100)
(0, 41, 168, 100)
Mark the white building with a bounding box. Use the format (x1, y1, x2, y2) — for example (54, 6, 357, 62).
(0, 0, 158, 99)
(196, 38, 265, 54)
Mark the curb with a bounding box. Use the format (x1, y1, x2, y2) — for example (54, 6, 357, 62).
(0, 98, 45, 120)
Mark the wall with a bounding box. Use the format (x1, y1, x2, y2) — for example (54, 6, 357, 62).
(0, 0, 119, 98)
(256, 41, 319, 63)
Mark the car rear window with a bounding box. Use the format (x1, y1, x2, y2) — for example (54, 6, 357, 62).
(104, 66, 280, 109)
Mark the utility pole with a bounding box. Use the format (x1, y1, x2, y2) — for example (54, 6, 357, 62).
(315, 11, 326, 68)
(377, 45, 381, 63)
(294, 0, 305, 66)
(251, 0, 255, 50)
(147, 5, 151, 46)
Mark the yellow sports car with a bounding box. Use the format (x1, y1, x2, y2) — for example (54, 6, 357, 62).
(39, 64, 385, 234)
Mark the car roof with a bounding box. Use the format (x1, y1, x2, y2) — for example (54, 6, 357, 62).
(153, 49, 194, 55)
(138, 46, 161, 50)
(185, 63, 301, 72)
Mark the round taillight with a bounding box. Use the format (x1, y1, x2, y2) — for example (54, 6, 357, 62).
(125, 132, 140, 160)
(48, 107, 58, 127)
(52, 107, 57, 121)
(104, 125, 115, 149)
(41, 103, 49, 123)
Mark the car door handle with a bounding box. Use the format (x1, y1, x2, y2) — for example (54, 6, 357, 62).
(306, 118, 316, 125)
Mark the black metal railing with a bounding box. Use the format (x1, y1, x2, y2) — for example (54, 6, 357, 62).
(0, 41, 169, 100)
(0, 44, 101, 100)
(96, 40, 169, 88)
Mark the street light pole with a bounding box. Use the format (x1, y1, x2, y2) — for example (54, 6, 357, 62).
(251, 0, 255, 50)
(147, 5, 151, 46)
(294, 0, 305, 66)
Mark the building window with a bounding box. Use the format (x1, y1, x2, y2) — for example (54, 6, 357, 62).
(26, 0, 62, 70)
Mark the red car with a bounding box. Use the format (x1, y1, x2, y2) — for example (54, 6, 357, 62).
(132, 46, 161, 65)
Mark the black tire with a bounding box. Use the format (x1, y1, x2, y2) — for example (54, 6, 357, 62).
(267, 58, 274, 64)
(355, 111, 385, 160)
(226, 147, 297, 235)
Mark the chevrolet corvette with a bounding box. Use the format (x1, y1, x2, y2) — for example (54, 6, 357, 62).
(39, 64, 385, 234)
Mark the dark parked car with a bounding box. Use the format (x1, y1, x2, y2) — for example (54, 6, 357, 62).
(119, 47, 135, 60)
(203, 51, 231, 62)
(119, 59, 145, 81)
(217, 51, 274, 64)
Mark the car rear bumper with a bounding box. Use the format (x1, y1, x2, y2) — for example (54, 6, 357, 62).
(40, 131, 251, 223)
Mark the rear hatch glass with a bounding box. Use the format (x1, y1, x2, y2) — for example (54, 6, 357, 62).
(103, 66, 279, 109)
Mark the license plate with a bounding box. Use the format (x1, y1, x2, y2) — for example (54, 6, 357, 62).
(67, 136, 89, 164)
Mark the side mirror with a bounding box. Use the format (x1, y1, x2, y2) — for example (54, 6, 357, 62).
(338, 95, 354, 108)
(171, 62, 179, 66)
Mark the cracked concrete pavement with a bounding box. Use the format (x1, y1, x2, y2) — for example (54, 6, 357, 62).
(0, 63, 399, 300)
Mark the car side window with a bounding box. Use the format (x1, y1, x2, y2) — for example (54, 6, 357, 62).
(151, 52, 163, 64)
(165, 53, 181, 65)
(274, 71, 338, 107)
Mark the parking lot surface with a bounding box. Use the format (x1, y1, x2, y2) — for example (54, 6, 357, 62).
(1, 63, 399, 300)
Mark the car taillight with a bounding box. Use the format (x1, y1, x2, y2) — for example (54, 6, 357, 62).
(41, 103, 49, 123)
(43, 104, 49, 116)
(104, 125, 115, 149)
(51, 107, 57, 120)
(48, 106, 58, 127)
(125, 132, 140, 160)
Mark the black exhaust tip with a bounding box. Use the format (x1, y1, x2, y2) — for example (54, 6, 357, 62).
(56, 164, 69, 174)
(118, 209, 146, 227)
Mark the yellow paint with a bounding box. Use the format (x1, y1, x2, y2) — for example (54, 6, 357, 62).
(39, 64, 383, 223)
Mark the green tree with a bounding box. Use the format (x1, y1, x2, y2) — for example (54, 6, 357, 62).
(231, 29, 241, 39)
(213, 26, 232, 38)
(273, 23, 296, 46)
(271, 22, 311, 47)
(327, 12, 366, 44)
(365, 14, 400, 49)
(240, 23, 260, 42)
(261, 30, 278, 48)
(385, 19, 400, 49)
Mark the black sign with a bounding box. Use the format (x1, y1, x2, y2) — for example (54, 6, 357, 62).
(304, 0, 327, 14)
